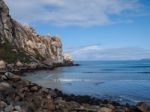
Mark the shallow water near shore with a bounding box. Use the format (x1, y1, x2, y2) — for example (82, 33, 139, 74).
(23, 60, 150, 105)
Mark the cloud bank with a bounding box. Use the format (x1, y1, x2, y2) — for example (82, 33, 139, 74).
(66, 45, 150, 60)
(5, 0, 141, 26)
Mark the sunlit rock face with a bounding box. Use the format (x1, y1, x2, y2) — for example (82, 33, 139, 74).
(0, 0, 64, 65)
(12, 22, 64, 64)
(0, 60, 6, 69)
(63, 53, 73, 64)
(0, 0, 13, 44)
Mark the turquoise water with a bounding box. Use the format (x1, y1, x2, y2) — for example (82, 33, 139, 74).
(23, 60, 150, 104)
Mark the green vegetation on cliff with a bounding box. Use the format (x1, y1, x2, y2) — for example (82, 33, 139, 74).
(34, 49, 45, 61)
(0, 40, 31, 63)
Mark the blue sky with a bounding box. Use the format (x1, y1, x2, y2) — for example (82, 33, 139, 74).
(6, 0, 150, 60)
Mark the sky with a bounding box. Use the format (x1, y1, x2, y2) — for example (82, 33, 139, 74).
(5, 0, 150, 60)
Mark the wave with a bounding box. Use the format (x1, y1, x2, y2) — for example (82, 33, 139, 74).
(83, 71, 150, 74)
(122, 65, 150, 68)
(138, 72, 150, 74)
(48, 78, 150, 83)
(50, 79, 97, 82)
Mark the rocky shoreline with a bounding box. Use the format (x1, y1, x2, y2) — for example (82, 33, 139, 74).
(0, 58, 79, 75)
(1, 72, 150, 112)
(0, 0, 150, 111)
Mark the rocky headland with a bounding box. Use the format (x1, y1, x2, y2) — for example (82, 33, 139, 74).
(0, 0, 74, 73)
(0, 0, 149, 112)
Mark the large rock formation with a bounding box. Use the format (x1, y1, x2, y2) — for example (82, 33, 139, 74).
(0, 0, 72, 69)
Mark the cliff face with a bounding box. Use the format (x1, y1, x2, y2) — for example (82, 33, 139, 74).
(0, 0, 66, 66)
(12, 21, 64, 65)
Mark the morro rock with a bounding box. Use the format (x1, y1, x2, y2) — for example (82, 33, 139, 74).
(0, 0, 72, 70)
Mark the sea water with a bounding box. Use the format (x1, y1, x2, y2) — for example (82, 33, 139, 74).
(23, 60, 150, 104)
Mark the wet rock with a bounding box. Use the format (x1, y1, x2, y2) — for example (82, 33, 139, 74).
(11, 75, 21, 82)
(137, 102, 150, 112)
(4, 105, 14, 112)
(106, 104, 115, 110)
(0, 60, 6, 69)
(1, 75, 8, 80)
(41, 88, 49, 94)
(20, 86, 29, 93)
(69, 101, 80, 109)
(5, 72, 14, 78)
(0, 100, 7, 109)
(14, 95, 22, 101)
(124, 107, 130, 112)
(98, 107, 113, 112)
(47, 95, 51, 100)
(41, 99, 55, 110)
(0, 82, 10, 91)
(30, 86, 39, 92)
(28, 62, 38, 69)
(4, 72, 21, 82)
(16, 61, 23, 67)
(14, 106, 22, 112)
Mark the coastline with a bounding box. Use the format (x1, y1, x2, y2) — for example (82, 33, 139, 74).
(0, 71, 149, 112)
(0, 0, 150, 111)
(0, 62, 79, 75)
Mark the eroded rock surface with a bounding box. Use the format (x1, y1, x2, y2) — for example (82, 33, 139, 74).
(0, 0, 70, 70)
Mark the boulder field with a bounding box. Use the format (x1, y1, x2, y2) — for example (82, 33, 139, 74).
(0, 72, 148, 112)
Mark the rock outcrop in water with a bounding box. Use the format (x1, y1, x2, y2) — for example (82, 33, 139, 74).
(0, 0, 72, 71)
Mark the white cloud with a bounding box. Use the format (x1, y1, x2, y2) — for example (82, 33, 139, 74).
(5, 0, 141, 26)
(66, 45, 150, 60)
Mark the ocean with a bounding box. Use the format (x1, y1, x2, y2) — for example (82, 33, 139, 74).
(23, 60, 150, 104)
